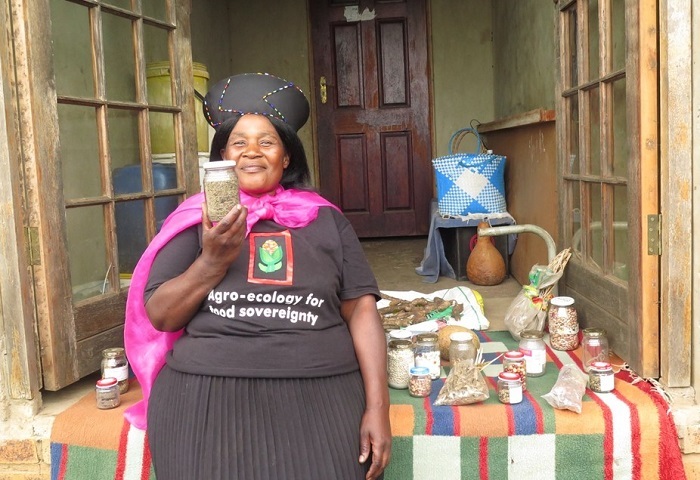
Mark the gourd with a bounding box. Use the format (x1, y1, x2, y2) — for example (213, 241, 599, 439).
(466, 221, 506, 286)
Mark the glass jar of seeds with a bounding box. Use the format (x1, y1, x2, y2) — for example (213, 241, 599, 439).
(497, 371, 523, 404)
(448, 331, 477, 367)
(414, 332, 441, 380)
(408, 366, 432, 397)
(95, 377, 120, 410)
(582, 328, 609, 372)
(518, 329, 547, 377)
(101, 347, 129, 394)
(202, 160, 239, 222)
(548, 296, 579, 351)
(588, 361, 615, 393)
(503, 350, 527, 390)
(387, 339, 414, 389)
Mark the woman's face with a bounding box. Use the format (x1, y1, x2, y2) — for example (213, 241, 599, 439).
(220, 114, 289, 196)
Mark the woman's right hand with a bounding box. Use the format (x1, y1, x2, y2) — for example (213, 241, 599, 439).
(200, 202, 248, 272)
(146, 202, 248, 332)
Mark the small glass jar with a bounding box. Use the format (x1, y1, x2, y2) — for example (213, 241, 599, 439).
(95, 377, 121, 410)
(448, 331, 477, 367)
(408, 366, 432, 397)
(414, 333, 440, 380)
(548, 296, 579, 351)
(202, 160, 239, 222)
(518, 329, 547, 377)
(497, 371, 523, 404)
(383, 325, 400, 345)
(387, 339, 414, 389)
(502, 350, 527, 390)
(582, 328, 609, 372)
(101, 347, 129, 394)
(588, 361, 615, 393)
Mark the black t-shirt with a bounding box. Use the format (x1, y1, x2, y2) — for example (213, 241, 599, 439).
(145, 207, 380, 378)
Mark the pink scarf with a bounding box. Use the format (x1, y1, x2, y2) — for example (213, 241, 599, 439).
(123, 187, 338, 430)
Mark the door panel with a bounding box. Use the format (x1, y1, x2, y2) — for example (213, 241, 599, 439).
(310, 0, 432, 237)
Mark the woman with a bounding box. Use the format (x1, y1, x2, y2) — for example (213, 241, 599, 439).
(124, 73, 391, 480)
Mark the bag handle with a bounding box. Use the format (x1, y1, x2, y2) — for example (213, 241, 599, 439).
(448, 127, 484, 155)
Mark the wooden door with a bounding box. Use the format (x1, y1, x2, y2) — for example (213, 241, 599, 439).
(14, 0, 198, 390)
(309, 0, 432, 238)
(556, 0, 659, 377)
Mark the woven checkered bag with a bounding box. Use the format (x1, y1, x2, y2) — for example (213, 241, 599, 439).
(433, 127, 507, 216)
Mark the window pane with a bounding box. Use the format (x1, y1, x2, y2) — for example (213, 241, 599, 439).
(144, 24, 171, 78)
(612, 78, 627, 178)
(103, 12, 136, 101)
(108, 108, 141, 172)
(58, 104, 102, 199)
(613, 185, 628, 281)
(103, 0, 131, 11)
(115, 199, 147, 275)
(587, 0, 600, 80)
(143, 0, 168, 21)
(568, 94, 579, 174)
(51, 0, 93, 97)
(567, 7, 578, 88)
(588, 86, 601, 175)
(590, 182, 603, 270)
(571, 180, 582, 254)
(611, 0, 625, 71)
(149, 111, 177, 155)
(67, 206, 111, 301)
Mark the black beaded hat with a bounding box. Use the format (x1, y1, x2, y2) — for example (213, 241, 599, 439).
(202, 73, 310, 132)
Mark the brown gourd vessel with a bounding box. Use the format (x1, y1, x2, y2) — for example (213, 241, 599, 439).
(466, 221, 506, 286)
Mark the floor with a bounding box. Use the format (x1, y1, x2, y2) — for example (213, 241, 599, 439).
(361, 236, 521, 331)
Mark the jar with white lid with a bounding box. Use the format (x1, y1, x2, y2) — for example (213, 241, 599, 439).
(582, 328, 609, 372)
(387, 339, 414, 389)
(202, 160, 239, 222)
(588, 361, 615, 393)
(414, 332, 440, 380)
(518, 329, 547, 377)
(548, 296, 579, 350)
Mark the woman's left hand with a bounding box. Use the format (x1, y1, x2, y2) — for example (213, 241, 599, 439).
(359, 405, 392, 479)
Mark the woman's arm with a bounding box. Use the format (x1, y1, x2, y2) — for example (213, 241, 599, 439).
(341, 294, 391, 480)
(146, 204, 248, 331)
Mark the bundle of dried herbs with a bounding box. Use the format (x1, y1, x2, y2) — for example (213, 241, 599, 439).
(379, 294, 463, 329)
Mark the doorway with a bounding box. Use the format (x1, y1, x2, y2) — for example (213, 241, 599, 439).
(309, 0, 433, 238)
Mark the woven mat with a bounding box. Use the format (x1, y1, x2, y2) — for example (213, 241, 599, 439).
(49, 331, 686, 480)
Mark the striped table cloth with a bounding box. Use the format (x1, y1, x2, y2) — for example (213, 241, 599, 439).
(384, 330, 685, 480)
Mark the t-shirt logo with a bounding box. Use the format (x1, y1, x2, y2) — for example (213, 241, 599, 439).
(248, 231, 293, 285)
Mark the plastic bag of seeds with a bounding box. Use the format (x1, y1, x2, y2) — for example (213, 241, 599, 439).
(541, 364, 588, 413)
(433, 361, 489, 406)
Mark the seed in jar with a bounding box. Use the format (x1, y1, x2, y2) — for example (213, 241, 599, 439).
(205, 178, 239, 221)
(409, 376, 432, 397)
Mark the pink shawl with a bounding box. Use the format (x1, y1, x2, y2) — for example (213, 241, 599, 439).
(123, 187, 338, 430)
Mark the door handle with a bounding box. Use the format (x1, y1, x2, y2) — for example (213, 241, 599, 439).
(320, 76, 327, 104)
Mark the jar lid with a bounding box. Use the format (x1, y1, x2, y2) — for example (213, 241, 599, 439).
(409, 366, 430, 376)
(590, 361, 612, 371)
(389, 329, 413, 340)
(388, 339, 413, 349)
(102, 347, 125, 358)
(520, 329, 544, 339)
(498, 371, 521, 381)
(96, 377, 118, 388)
(583, 327, 607, 338)
(504, 350, 525, 360)
(416, 332, 438, 342)
(550, 296, 575, 307)
(449, 331, 473, 343)
(202, 160, 236, 170)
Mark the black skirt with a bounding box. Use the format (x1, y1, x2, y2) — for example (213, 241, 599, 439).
(147, 365, 375, 480)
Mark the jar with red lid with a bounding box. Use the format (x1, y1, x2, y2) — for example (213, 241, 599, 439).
(503, 350, 527, 390)
(95, 377, 120, 410)
(588, 361, 615, 393)
(497, 372, 523, 404)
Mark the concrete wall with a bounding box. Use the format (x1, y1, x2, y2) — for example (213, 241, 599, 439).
(491, 1, 557, 119)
